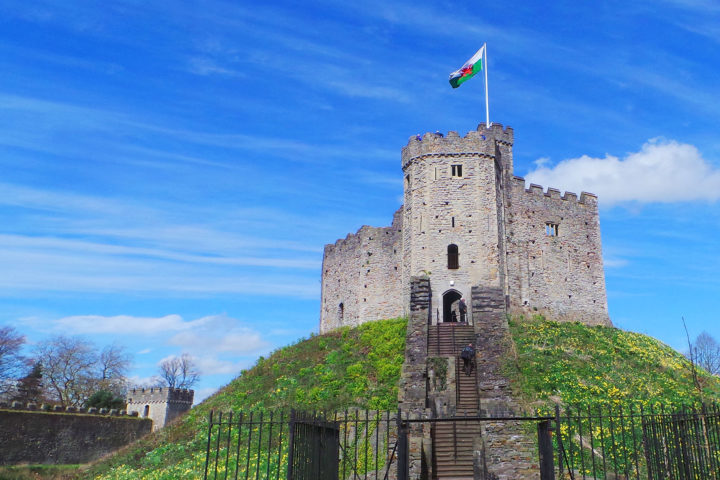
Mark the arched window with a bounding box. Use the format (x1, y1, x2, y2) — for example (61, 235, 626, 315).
(143, 405, 150, 418)
(447, 244, 459, 269)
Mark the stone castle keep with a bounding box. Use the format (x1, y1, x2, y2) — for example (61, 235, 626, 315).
(320, 123, 610, 332)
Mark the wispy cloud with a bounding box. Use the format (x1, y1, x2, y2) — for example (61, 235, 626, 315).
(52, 314, 210, 335)
(167, 314, 269, 354)
(186, 57, 246, 78)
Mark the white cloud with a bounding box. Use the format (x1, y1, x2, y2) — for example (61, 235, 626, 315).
(53, 314, 209, 335)
(167, 314, 269, 354)
(525, 139, 720, 205)
(193, 356, 245, 376)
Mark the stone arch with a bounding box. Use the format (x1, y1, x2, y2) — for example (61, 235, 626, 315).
(442, 289, 463, 323)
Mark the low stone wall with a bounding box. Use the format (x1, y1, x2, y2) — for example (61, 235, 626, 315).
(0, 408, 152, 465)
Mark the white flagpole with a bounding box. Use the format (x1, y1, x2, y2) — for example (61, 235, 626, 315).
(484, 43, 490, 128)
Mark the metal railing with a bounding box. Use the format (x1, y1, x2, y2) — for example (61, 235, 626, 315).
(203, 409, 402, 480)
(556, 403, 720, 480)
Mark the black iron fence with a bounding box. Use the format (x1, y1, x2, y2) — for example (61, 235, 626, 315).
(203, 409, 403, 480)
(203, 403, 720, 480)
(556, 403, 720, 480)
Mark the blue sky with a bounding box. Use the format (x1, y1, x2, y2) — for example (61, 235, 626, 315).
(1, 0, 719, 402)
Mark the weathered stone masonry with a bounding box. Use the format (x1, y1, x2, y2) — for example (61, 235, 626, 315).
(320, 123, 610, 332)
(126, 387, 194, 432)
(0, 406, 151, 465)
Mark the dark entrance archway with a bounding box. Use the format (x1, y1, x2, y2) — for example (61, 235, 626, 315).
(442, 289, 462, 323)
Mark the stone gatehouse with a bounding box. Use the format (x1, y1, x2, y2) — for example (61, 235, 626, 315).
(320, 123, 610, 332)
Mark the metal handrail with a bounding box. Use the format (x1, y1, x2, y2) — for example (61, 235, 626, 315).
(436, 324, 440, 355)
(451, 324, 456, 356)
(454, 356, 460, 459)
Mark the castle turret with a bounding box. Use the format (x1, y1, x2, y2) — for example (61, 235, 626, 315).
(401, 124, 514, 324)
(126, 387, 194, 431)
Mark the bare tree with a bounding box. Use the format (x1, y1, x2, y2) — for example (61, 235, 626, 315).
(693, 331, 720, 376)
(35, 336, 130, 407)
(0, 327, 26, 398)
(157, 353, 200, 389)
(97, 343, 131, 396)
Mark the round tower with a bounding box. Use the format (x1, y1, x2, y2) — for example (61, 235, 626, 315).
(400, 123, 514, 324)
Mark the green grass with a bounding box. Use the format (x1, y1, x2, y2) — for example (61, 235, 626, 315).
(78, 318, 407, 480)
(505, 315, 720, 409)
(76, 315, 720, 479)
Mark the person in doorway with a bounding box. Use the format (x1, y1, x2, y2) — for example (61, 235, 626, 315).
(461, 343, 475, 375)
(458, 297, 467, 323)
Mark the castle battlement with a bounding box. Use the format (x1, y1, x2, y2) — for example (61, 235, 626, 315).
(511, 176, 598, 206)
(323, 208, 402, 255)
(401, 123, 514, 168)
(127, 387, 194, 404)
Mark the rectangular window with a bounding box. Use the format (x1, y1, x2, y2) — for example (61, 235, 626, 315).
(545, 223, 559, 237)
(451, 164, 463, 178)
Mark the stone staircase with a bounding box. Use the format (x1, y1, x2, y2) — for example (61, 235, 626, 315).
(427, 323, 474, 356)
(428, 323, 480, 479)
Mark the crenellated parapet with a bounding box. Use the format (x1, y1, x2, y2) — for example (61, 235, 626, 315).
(127, 387, 194, 404)
(401, 123, 513, 169)
(511, 176, 598, 207)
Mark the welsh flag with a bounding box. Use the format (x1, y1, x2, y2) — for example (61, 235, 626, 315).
(449, 46, 484, 89)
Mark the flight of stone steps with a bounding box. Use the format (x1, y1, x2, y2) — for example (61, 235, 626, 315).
(427, 323, 480, 479)
(427, 323, 475, 356)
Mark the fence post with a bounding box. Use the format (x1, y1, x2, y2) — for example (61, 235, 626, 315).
(287, 409, 296, 480)
(555, 405, 563, 479)
(538, 420, 555, 480)
(203, 410, 214, 480)
(397, 410, 409, 480)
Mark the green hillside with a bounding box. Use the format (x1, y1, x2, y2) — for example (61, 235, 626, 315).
(78, 318, 407, 480)
(70, 316, 720, 480)
(506, 316, 720, 408)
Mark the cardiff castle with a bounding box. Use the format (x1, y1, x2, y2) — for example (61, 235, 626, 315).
(320, 123, 610, 332)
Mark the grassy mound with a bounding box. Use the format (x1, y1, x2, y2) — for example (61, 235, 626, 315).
(79, 318, 407, 480)
(506, 316, 720, 408)
(75, 315, 720, 479)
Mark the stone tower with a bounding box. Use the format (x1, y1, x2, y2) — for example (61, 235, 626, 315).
(400, 124, 514, 325)
(126, 387, 194, 431)
(320, 123, 609, 332)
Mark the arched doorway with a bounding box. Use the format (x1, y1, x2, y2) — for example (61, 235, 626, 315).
(442, 290, 462, 323)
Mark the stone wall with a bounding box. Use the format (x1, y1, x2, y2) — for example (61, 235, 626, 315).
(319, 208, 403, 333)
(126, 387, 194, 431)
(0, 408, 151, 465)
(505, 176, 609, 325)
(397, 277, 432, 480)
(470, 286, 541, 479)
